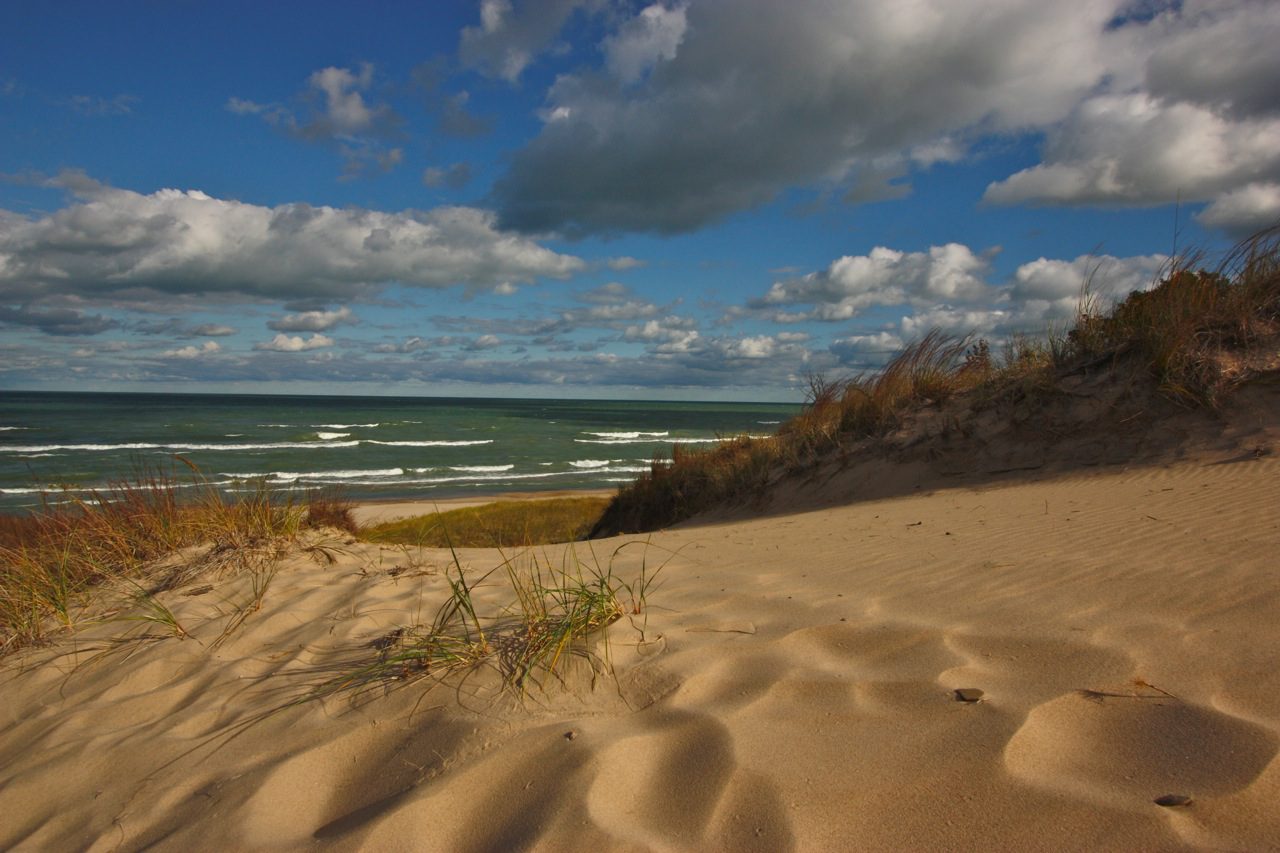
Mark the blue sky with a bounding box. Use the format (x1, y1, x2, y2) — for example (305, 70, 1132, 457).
(2, 0, 1277, 401)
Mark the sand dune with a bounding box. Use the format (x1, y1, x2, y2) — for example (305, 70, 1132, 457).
(3, 451, 1279, 850)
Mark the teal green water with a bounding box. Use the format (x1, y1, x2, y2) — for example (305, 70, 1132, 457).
(0, 391, 799, 511)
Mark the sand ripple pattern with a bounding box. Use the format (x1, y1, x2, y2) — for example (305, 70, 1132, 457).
(2, 455, 1279, 849)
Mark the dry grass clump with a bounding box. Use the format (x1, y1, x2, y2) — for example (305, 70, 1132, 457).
(0, 463, 344, 655)
(300, 541, 662, 703)
(362, 496, 611, 549)
(591, 331, 985, 534)
(593, 227, 1280, 536)
(303, 490, 358, 536)
(1065, 228, 1280, 404)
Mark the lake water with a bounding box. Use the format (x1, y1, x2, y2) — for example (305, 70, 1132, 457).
(0, 391, 799, 511)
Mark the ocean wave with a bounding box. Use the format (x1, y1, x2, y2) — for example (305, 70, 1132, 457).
(449, 465, 515, 473)
(314, 432, 351, 440)
(574, 434, 768, 445)
(570, 459, 612, 468)
(238, 468, 406, 482)
(0, 440, 362, 453)
(279, 471, 565, 487)
(758, 420, 781, 425)
(365, 439, 494, 447)
(584, 431, 669, 439)
(0, 426, 30, 431)
(3, 479, 239, 496)
(314, 423, 380, 429)
(574, 438, 662, 445)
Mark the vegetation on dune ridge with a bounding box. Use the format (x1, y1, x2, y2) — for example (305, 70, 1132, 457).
(590, 226, 1280, 537)
(0, 467, 355, 655)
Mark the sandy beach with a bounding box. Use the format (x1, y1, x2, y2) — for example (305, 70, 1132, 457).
(3, 446, 1278, 851)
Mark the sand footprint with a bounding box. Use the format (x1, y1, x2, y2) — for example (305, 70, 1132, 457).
(586, 708, 773, 850)
(1004, 687, 1279, 805)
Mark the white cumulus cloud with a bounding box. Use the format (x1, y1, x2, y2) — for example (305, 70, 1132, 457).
(268, 307, 355, 332)
(254, 333, 334, 352)
(1196, 182, 1280, 236)
(162, 341, 222, 359)
(754, 244, 992, 322)
(0, 172, 585, 309)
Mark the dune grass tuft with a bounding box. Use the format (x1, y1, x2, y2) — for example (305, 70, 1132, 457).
(298, 540, 663, 704)
(362, 496, 612, 549)
(592, 227, 1280, 536)
(0, 462, 348, 655)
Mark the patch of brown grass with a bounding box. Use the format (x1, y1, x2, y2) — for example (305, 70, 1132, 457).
(0, 462, 325, 655)
(362, 496, 612, 549)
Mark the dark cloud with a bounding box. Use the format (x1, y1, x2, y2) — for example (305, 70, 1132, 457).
(488, 0, 1280, 237)
(191, 324, 237, 337)
(458, 0, 599, 82)
(228, 64, 404, 177)
(492, 0, 1131, 235)
(411, 60, 494, 137)
(133, 318, 238, 338)
(0, 305, 119, 336)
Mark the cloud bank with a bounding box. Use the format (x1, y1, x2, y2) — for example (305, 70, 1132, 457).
(488, 0, 1280, 236)
(0, 172, 585, 311)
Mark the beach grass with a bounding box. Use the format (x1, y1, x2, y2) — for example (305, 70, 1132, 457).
(0, 465, 348, 655)
(361, 496, 612, 549)
(592, 227, 1280, 536)
(297, 539, 662, 705)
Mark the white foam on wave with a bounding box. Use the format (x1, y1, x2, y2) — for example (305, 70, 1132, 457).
(310, 470, 569, 487)
(570, 459, 611, 469)
(314, 432, 351, 440)
(449, 465, 514, 473)
(758, 420, 781, 425)
(0, 426, 30, 431)
(366, 439, 493, 447)
(314, 423, 380, 429)
(575, 438, 659, 445)
(575, 434, 769, 446)
(0, 440, 363, 453)
(256, 468, 405, 483)
(3, 479, 238, 497)
(584, 431, 669, 439)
